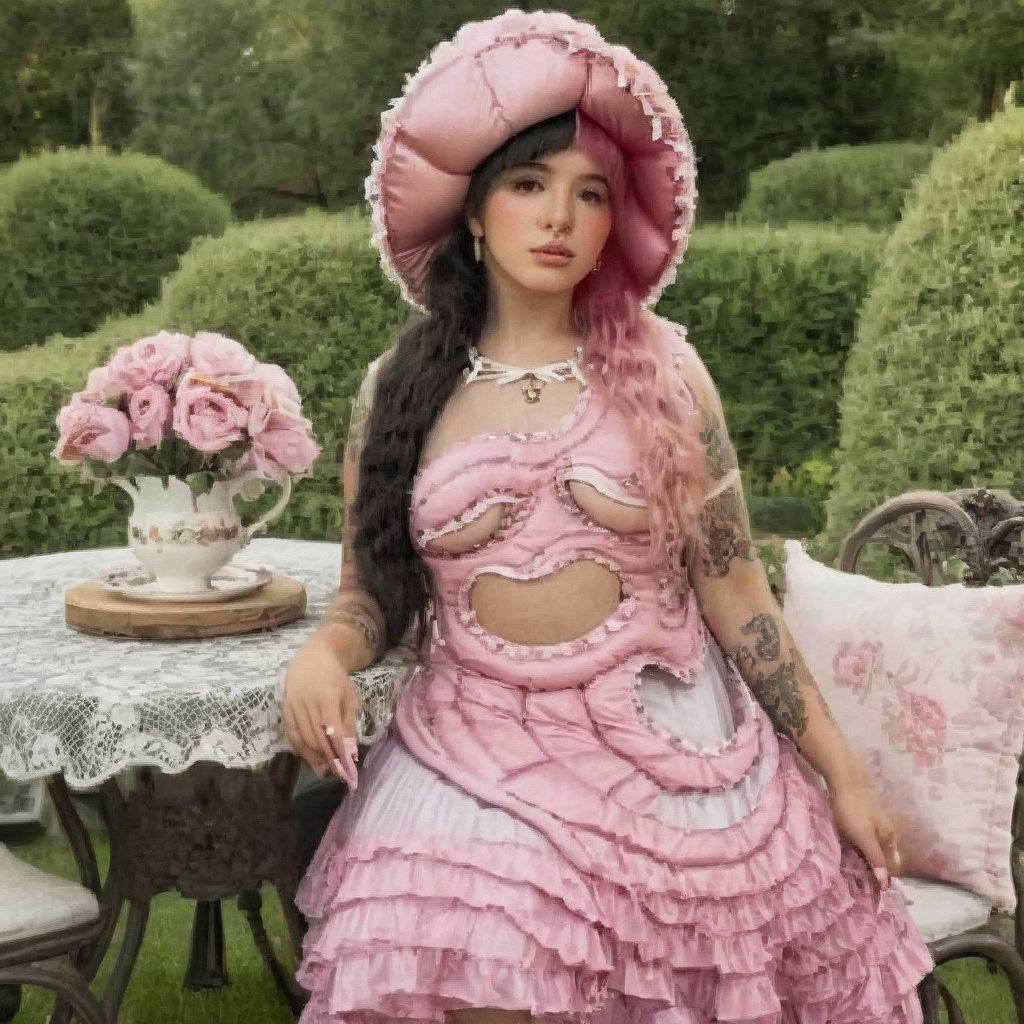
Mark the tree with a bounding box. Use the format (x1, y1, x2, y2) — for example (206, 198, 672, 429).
(909, 0, 1024, 120)
(0, 0, 133, 162)
(131, 0, 312, 216)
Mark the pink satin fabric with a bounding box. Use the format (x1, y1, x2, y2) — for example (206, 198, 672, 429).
(296, 321, 932, 1023)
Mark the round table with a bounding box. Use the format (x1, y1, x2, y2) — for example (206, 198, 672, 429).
(0, 538, 412, 1020)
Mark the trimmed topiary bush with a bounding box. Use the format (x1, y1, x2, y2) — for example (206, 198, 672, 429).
(820, 109, 1024, 557)
(0, 210, 407, 558)
(657, 223, 883, 493)
(738, 143, 935, 229)
(0, 148, 231, 352)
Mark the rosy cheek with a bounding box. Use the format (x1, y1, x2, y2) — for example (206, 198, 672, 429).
(483, 192, 528, 235)
(580, 207, 613, 247)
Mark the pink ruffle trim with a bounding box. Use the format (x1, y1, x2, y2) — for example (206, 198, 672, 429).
(298, 828, 930, 1023)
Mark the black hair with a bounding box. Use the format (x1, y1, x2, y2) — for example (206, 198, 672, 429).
(353, 109, 579, 649)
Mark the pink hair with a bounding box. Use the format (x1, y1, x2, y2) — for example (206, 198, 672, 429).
(572, 112, 710, 585)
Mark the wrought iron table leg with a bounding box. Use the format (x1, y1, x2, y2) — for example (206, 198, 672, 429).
(186, 900, 228, 989)
(105, 757, 303, 1012)
(238, 888, 307, 1015)
(47, 757, 304, 1018)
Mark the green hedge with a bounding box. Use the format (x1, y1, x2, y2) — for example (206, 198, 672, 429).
(657, 224, 883, 494)
(0, 148, 231, 353)
(820, 108, 1024, 557)
(0, 211, 406, 558)
(738, 143, 935, 229)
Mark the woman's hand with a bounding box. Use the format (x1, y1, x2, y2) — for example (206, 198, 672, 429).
(282, 632, 360, 781)
(828, 762, 901, 889)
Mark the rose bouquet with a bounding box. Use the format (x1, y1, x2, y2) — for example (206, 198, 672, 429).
(53, 331, 320, 497)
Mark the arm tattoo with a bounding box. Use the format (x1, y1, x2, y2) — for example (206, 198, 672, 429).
(740, 613, 781, 660)
(731, 613, 838, 742)
(696, 404, 754, 577)
(699, 408, 736, 480)
(698, 487, 756, 576)
(323, 596, 382, 660)
(748, 661, 808, 742)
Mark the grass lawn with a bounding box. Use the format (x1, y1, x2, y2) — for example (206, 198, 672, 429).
(7, 830, 1019, 1024)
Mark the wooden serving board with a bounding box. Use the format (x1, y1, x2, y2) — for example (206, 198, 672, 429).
(65, 574, 307, 639)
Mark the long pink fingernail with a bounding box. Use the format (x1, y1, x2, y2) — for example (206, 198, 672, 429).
(341, 738, 359, 788)
(873, 867, 890, 890)
(331, 757, 356, 788)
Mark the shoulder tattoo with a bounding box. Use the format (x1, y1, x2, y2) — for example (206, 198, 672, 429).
(698, 487, 756, 576)
(699, 407, 737, 481)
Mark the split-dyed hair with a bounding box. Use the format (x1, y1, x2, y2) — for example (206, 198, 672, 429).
(354, 108, 709, 649)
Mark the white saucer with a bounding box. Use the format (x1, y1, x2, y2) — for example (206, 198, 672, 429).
(101, 561, 274, 603)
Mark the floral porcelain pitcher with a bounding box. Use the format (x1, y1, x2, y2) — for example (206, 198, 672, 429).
(111, 473, 292, 593)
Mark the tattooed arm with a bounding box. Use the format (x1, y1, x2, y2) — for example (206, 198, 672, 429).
(318, 358, 387, 672)
(682, 350, 858, 789)
(675, 342, 901, 882)
(281, 356, 393, 775)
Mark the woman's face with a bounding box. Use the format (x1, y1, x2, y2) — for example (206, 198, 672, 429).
(468, 145, 613, 298)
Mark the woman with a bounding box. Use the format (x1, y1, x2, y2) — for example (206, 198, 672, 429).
(282, 10, 932, 1023)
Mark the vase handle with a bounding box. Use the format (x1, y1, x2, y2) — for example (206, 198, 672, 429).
(233, 472, 293, 543)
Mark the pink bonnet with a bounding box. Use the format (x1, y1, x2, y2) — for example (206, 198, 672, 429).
(365, 8, 697, 311)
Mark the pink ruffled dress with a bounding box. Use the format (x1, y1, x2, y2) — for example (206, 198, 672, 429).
(296, 334, 932, 1023)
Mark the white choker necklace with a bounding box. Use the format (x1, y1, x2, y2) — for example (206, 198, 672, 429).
(464, 346, 586, 404)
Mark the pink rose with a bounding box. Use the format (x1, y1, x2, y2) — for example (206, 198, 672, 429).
(188, 332, 257, 378)
(245, 388, 273, 435)
(172, 380, 249, 453)
(831, 640, 880, 694)
(254, 362, 301, 407)
(255, 423, 321, 474)
(78, 365, 123, 403)
(899, 690, 947, 769)
(976, 670, 1019, 720)
(241, 440, 287, 481)
(128, 385, 172, 449)
(107, 331, 189, 392)
(53, 399, 131, 464)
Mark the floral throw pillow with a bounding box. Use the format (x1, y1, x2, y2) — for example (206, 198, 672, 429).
(782, 540, 1024, 909)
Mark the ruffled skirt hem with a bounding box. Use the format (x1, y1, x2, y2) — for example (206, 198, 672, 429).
(296, 735, 931, 1024)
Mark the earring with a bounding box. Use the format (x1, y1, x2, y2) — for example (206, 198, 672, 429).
(473, 236, 483, 263)
(593, 258, 602, 273)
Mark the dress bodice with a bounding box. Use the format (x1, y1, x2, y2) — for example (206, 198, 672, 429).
(410, 378, 705, 689)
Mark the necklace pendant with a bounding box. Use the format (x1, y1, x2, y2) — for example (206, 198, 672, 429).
(522, 375, 543, 403)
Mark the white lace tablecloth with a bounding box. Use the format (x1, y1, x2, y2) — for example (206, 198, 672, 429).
(0, 539, 413, 787)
